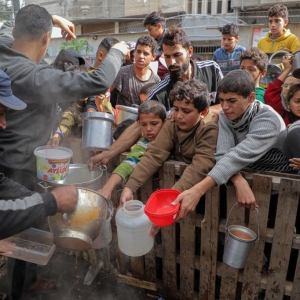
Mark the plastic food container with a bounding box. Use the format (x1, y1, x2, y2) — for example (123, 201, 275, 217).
(0, 228, 56, 265)
(116, 200, 154, 257)
(145, 189, 181, 226)
(34, 146, 73, 182)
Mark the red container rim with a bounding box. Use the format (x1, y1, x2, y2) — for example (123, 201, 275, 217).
(145, 188, 180, 216)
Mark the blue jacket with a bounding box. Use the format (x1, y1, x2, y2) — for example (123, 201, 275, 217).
(212, 45, 245, 76)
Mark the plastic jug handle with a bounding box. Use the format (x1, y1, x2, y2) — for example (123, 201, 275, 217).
(225, 202, 260, 242)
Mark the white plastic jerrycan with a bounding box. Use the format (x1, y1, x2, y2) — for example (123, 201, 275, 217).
(116, 200, 154, 257)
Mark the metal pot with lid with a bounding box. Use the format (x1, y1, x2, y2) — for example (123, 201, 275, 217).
(48, 188, 110, 251)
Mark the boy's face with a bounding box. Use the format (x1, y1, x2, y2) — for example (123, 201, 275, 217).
(268, 16, 288, 38)
(0, 104, 7, 130)
(289, 89, 300, 117)
(173, 99, 202, 131)
(240, 59, 266, 86)
(134, 44, 156, 69)
(219, 91, 255, 121)
(222, 34, 239, 52)
(138, 113, 164, 141)
(145, 24, 163, 40)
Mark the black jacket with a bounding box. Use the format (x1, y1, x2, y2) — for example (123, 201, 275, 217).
(0, 173, 57, 239)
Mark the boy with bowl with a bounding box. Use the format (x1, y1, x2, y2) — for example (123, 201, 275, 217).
(120, 78, 218, 205)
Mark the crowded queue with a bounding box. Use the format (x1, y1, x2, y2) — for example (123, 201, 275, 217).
(1, 3, 300, 299)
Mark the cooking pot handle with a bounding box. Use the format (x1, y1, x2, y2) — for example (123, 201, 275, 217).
(99, 164, 108, 178)
(62, 213, 71, 226)
(225, 202, 260, 242)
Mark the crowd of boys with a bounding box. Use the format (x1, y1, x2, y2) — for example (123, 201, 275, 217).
(1, 2, 300, 299)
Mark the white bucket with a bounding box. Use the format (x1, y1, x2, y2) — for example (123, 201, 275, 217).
(34, 146, 73, 182)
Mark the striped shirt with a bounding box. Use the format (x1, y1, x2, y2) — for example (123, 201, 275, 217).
(147, 59, 223, 110)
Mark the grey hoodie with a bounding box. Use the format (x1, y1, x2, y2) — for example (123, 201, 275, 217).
(0, 22, 123, 182)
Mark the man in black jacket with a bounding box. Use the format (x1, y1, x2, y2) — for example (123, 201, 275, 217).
(0, 69, 78, 298)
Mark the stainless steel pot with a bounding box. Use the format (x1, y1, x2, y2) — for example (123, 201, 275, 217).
(81, 111, 114, 151)
(292, 50, 300, 78)
(38, 164, 106, 192)
(115, 105, 138, 125)
(48, 188, 109, 251)
(259, 63, 282, 87)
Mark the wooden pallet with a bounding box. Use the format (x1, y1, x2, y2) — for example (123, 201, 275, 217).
(109, 158, 300, 300)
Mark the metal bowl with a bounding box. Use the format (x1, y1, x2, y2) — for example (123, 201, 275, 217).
(48, 188, 109, 251)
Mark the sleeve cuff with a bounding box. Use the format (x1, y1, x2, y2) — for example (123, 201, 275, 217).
(41, 192, 58, 216)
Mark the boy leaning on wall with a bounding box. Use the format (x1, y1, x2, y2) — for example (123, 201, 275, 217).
(257, 4, 300, 56)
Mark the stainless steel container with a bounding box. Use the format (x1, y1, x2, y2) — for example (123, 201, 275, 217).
(223, 203, 259, 269)
(81, 112, 114, 151)
(48, 188, 109, 251)
(292, 50, 300, 78)
(39, 164, 105, 192)
(115, 105, 138, 125)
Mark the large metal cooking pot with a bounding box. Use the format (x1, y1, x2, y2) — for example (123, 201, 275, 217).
(48, 188, 109, 251)
(115, 105, 138, 125)
(38, 164, 106, 192)
(81, 111, 114, 151)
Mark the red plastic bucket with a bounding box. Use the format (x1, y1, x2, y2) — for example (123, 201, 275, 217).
(145, 189, 181, 226)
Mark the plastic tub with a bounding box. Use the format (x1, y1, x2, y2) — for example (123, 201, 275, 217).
(34, 146, 73, 182)
(0, 228, 56, 265)
(145, 189, 181, 227)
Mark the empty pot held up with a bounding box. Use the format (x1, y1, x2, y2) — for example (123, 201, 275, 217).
(48, 188, 109, 251)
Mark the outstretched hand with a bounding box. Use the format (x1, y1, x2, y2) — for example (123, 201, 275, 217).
(52, 15, 76, 41)
(289, 158, 300, 170)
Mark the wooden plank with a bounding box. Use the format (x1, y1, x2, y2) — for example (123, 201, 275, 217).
(219, 186, 243, 299)
(290, 247, 300, 299)
(116, 274, 158, 291)
(144, 247, 156, 283)
(180, 209, 196, 300)
(241, 175, 272, 300)
(140, 178, 153, 205)
(131, 256, 145, 280)
(265, 178, 300, 299)
(161, 161, 177, 299)
(199, 186, 219, 300)
(138, 177, 156, 283)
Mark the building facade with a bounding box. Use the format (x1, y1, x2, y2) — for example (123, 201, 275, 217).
(24, 0, 300, 62)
